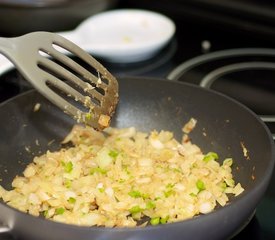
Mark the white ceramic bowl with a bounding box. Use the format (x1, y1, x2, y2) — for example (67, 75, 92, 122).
(59, 9, 176, 62)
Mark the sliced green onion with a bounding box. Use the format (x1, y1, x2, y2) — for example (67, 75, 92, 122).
(164, 183, 175, 197)
(196, 179, 206, 192)
(129, 205, 142, 214)
(164, 189, 174, 198)
(118, 178, 125, 183)
(85, 113, 92, 121)
(108, 150, 119, 159)
(128, 190, 142, 198)
(171, 167, 182, 173)
(225, 178, 235, 187)
(223, 158, 233, 167)
(189, 192, 197, 197)
(219, 181, 227, 191)
(56, 207, 65, 215)
(68, 197, 76, 204)
(64, 179, 72, 188)
(141, 193, 150, 199)
(160, 216, 169, 224)
(90, 167, 107, 175)
(150, 217, 160, 225)
(123, 165, 131, 175)
(146, 201, 156, 209)
(43, 210, 48, 217)
(203, 152, 219, 163)
(62, 161, 73, 173)
(166, 183, 175, 188)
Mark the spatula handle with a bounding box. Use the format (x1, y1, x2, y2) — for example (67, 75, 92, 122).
(0, 37, 17, 64)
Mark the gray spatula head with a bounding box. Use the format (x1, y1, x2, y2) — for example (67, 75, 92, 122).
(0, 31, 119, 130)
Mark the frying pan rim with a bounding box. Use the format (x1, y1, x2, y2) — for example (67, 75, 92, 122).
(2, 76, 274, 149)
(0, 76, 274, 233)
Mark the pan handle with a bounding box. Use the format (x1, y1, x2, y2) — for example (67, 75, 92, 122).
(199, 61, 275, 140)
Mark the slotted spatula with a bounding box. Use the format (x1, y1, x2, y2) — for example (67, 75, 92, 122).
(0, 31, 119, 130)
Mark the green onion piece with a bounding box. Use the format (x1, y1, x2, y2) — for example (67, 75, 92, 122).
(223, 158, 233, 167)
(129, 205, 142, 214)
(196, 179, 206, 192)
(141, 193, 150, 199)
(146, 201, 156, 209)
(85, 113, 92, 121)
(108, 150, 119, 159)
(219, 181, 227, 191)
(150, 217, 160, 225)
(68, 197, 76, 204)
(164, 189, 174, 198)
(160, 216, 169, 224)
(56, 207, 65, 215)
(123, 165, 131, 175)
(203, 152, 219, 163)
(62, 161, 73, 173)
(166, 183, 175, 188)
(43, 210, 48, 217)
(225, 178, 235, 187)
(90, 167, 107, 175)
(189, 193, 197, 197)
(128, 190, 142, 198)
(98, 187, 105, 193)
(171, 167, 182, 173)
(164, 183, 175, 197)
(64, 179, 72, 188)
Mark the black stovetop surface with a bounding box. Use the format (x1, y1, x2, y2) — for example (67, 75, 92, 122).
(1, 2, 275, 240)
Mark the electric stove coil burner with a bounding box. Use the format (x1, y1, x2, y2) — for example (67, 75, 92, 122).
(167, 48, 275, 80)
(168, 48, 275, 139)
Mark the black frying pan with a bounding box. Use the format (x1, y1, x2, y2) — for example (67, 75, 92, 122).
(0, 77, 274, 240)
